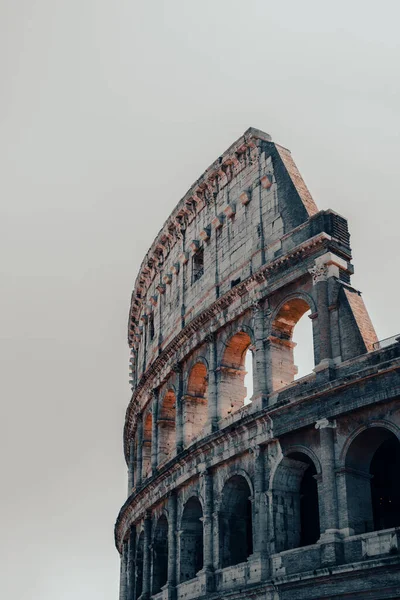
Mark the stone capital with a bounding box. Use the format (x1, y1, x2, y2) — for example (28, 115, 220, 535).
(315, 417, 337, 430)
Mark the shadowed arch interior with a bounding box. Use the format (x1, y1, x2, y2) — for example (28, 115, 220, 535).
(345, 427, 400, 534)
(134, 532, 144, 600)
(152, 515, 169, 594)
(142, 412, 152, 478)
(180, 497, 204, 582)
(158, 390, 176, 465)
(184, 362, 208, 446)
(220, 331, 253, 419)
(270, 298, 314, 390)
(219, 475, 253, 567)
(272, 452, 320, 552)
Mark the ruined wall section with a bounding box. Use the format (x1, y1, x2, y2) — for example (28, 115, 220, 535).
(130, 129, 319, 386)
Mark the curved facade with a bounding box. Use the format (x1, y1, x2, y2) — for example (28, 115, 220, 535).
(116, 128, 400, 600)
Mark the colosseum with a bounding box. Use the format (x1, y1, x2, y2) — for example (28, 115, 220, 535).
(115, 128, 400, 600)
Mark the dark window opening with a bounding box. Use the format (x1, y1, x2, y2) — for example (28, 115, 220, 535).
(231, 277, 241, 288)
(152, 516, 168, 594)
(149, 313, 155, 341)
(220, 475, 253, 568)
(180, 498, 204, 582)
(370, 437, 400, 531)
(192, 247, 204, 283)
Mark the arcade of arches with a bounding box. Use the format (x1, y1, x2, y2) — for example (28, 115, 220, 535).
(133, 301, 317, 486)
(126, 425, 400, 597)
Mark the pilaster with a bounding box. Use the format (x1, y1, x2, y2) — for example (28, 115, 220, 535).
(142, 512, 152, 599)
(201, 469, 215, 592)
(151, 390, 159, 474)
(315, 417, 343, 566)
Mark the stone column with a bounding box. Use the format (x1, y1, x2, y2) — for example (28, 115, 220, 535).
(252, 303, 268, 407)
(206, 333, 219, 433)
(127, 438, 135, 496)
(151, 390, 159, 474)
(201, 469, 215, 592)
(119, 540, 128, 600)
(174, 364, 184, 453)
(167, 492, 177, 598)
(142, 513, 152, 598)
(315, 418, 342, 566)
(309, 252, 348, 380)
(249, 442, 271, 580)
(127, 527, 136, 600)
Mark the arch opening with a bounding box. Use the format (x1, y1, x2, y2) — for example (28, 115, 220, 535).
(158, 390, 176, 465)
(270, 298, 314, 391)
(152, 515, 169, 595)
(184, 362, 208, 446)
(134, 532, 144, 600)
(142, 413, 152, 479)
(180, 497, 204, 582)
(345, 427, 400, 534)
(272, 452, 320, 552)
(220, 331, 253, 419)
(219, 475, 253, 568)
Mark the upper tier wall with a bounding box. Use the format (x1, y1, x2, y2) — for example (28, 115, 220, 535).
(128, 128, 320, 383)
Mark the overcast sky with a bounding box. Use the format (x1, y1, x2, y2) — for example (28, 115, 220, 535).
(1, 2, 400, 599)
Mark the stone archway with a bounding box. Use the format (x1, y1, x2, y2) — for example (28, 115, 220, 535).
(219, 474, 253, 568)
(345, 426, 400, 534)
(180, 497, 204, 582)
(142, 412, 152, 479)
(134, 531, 144, 600)
(219, 331, 253, 419)
(183, 362, 208, 446)
(272, 452, 320, 552)
(158, 389, 176, 465)
(269, 296, 315, 391)
(152, 515, 169, 594)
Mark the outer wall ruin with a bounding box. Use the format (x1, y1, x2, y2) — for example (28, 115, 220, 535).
(115, 128, 400, 600)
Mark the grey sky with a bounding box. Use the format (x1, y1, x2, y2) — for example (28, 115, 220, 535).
(1, 2, 399, 599)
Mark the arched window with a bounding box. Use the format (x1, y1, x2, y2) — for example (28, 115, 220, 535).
(219, 475, 253, 568)
(152, 515, 169, 594)
(272, 452, 320, 552)
(184, 362, 208, 446)
(345, 427, 400, 534)
(134, 532, 144, 600)
(270, 298, 314, 391)
(220, 331, 253, 419)
(180, 497, 204, 582)
(142, 413, 152, 479)
(158, 390, 176, 465)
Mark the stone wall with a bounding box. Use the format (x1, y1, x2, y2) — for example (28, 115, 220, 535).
(116, 129, 400, 600)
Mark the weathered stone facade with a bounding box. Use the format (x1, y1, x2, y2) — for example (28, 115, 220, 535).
(115, 128, 400, 600)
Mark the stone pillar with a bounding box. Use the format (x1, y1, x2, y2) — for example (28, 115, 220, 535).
(167, 492, 177, 598)
(136, 417, 143, 487)
(252, 303, 268, 407)
(309, 252, 348, 380)
(207, 333, 219, 433)
(127, 438, 135, 496)
(119, 540, 128, 600)
(127, 527, 136, 600)
(142, 513, 152, 598)
(252, 445, 265, 553)
(315, 418, 343, 566)
(151, 391, 159, 474)
(174, 364, 184, 453)
(201, 469, 215, 592)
